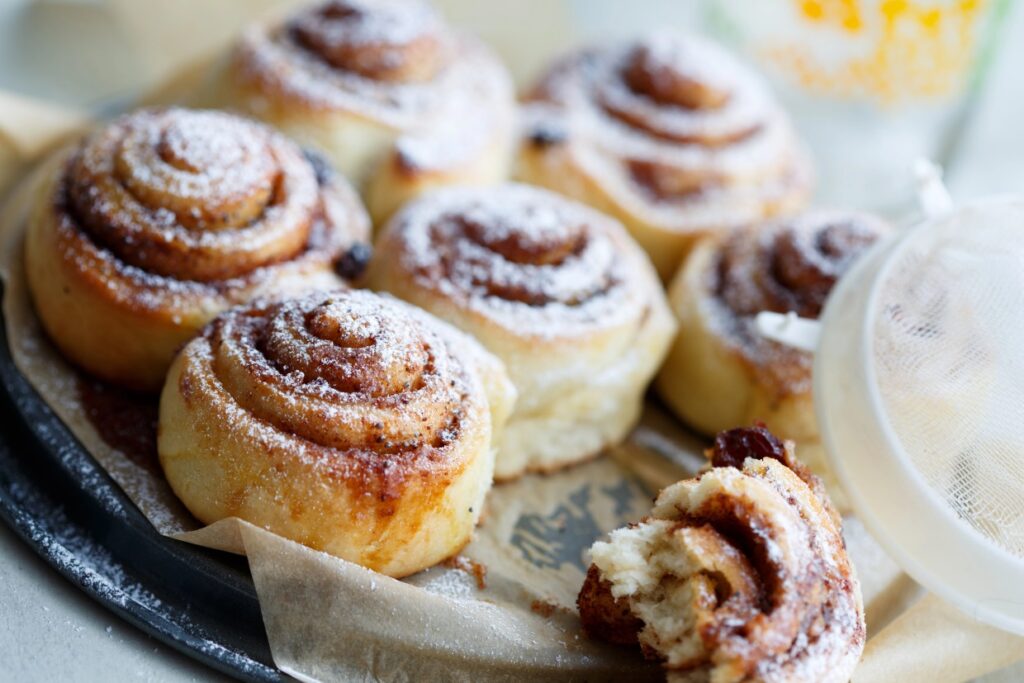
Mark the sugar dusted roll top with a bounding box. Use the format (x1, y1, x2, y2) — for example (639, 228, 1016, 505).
(158, 289, 514, 577)
(203, 0, 516, 224)
(24, 107, 369, 391)
(579, 425, 865, 683)
(656, 210, 888, 505)
(369, 184, 676, 480)
(518, 32, 812, 280)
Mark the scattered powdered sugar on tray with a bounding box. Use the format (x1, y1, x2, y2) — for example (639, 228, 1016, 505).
(13, 503, 166, 613)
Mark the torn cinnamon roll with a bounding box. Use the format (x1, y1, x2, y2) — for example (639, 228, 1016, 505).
(198, 0, 515, 224)
(655, 210, 888, 505)
(24, 107, 369, 391)
(579, 425, 865, 683)
(517, 32, 813, 280)
(158, 289, 515, 577)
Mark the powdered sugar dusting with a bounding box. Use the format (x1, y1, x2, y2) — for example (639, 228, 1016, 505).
(591, 454, 864, 683)
(68, 108, 318, 277)
(290, 0, 446, 70)
(181, 289, 489, 474)
(523, 32, 812, 233)
(145, 113, 264, 193)
(380, 184, 661, 340)
(604, 31, 769, 146)
(50, 107, 365, 318)
(232, 1, 513, 171)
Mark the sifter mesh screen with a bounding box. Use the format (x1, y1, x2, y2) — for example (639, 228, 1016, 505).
(873, 204, 1024, 558)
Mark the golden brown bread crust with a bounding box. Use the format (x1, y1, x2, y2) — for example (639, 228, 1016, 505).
(580, 426, 865, 683)
(24, 107, 369, 391)
(655, 211, 888, 507)
(368, 183, 676, 479)
(201, 0, 515, 224)
(157, 289, 514, 577)
(516, 32, 813, 280)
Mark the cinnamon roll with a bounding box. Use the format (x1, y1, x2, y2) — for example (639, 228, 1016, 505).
(517, 32, 813, 280)
(368, 184, 675, 480)
(655, 210, 888, 503)
(198, 0, 515, 224)
(579, 425, 865, 683)
(158, 289, 515, 577)
(23, 108, 369, 392)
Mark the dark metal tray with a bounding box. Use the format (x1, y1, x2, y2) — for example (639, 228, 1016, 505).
(0, 308, 285, 682)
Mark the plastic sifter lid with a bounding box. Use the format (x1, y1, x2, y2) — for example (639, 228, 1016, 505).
(758, 162, 1024, 636)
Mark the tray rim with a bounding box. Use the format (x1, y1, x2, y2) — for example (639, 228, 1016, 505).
(0, 304, 287, 683)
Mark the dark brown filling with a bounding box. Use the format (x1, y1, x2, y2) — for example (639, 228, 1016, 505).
(622, 42, 730, 110)
(717, 214, 885, 320)
(55, 113, 362, 287)
(423, 211, 617, 308)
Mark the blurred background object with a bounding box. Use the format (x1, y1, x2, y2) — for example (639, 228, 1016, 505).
(0, 0, 705, 102)
(0, 0, 1019, 214)
(707, 0, 1013, 212)
(0, 0, 295, 105)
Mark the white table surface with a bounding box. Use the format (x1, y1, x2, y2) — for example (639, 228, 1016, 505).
(1, 1, 1023, 681)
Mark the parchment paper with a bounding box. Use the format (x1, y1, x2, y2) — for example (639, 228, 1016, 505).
(2, 3, 1024, 680)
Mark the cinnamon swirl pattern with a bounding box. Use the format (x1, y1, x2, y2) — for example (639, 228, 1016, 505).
(517, 32, 813, 280)
(369, 184, 675, 480)
(24, 108, 369, 391)
(655, 210, 887, 506)
(158, 289, 515, 577)
(579, 425, 865, 683)
(201, 0, 515, 224)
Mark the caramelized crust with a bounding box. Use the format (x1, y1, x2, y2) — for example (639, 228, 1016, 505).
(580, 428, 864, 683)
(517, 32, 813, 280)
(369, 184, 676, 479)
(578, 564, 645, 647)
(24, 107, 369, 391)
(157, 289, 514, 577)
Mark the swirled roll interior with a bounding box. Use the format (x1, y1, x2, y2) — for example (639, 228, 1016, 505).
(24, 107, 370, 391)
(197, 0, 515, 224)
(579, 425, 865, 683)
(369, 184, 676, 480)
(517, 32, 813, 281)
(655, 210, 887, 506)
(158, 289, 515, 577)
